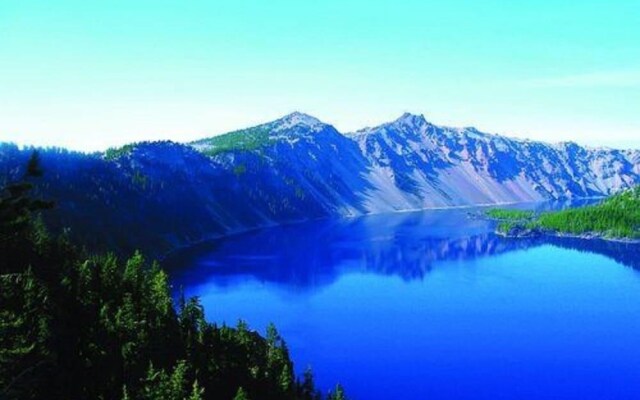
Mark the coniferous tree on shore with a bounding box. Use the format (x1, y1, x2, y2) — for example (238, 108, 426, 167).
(0, 152, 335, 400)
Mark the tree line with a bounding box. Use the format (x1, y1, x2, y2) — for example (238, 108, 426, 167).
(493, 186, 640, 239)
(0, 152, 347, 400)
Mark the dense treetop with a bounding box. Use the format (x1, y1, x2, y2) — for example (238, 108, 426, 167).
(490, 187, 640, 239)
(0, 152, 346, 400)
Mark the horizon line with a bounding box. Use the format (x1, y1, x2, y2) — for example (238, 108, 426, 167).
(2, 110, 639, 154)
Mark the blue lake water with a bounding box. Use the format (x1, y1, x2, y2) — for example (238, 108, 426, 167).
(166, 204, 640, 399)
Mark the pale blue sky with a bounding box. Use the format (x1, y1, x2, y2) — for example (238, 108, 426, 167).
(1, 0, 639, 151)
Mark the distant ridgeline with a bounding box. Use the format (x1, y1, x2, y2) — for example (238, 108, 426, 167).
(1, 112, 639, 256)
(489, 186, 640, 240)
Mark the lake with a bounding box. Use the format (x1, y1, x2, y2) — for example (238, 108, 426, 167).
(165, 203, 640, 399)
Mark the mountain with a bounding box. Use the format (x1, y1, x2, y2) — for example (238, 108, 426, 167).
(350, 113, 640, 210)
(1, 112, 638, 256)
(190, 111, 373, 219)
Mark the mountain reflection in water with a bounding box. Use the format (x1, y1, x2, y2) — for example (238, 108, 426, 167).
(166, 202, 639, 291)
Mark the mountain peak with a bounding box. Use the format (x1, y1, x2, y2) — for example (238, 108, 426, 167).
(394, 112, 428, 127)
(273, 112, 325, 131)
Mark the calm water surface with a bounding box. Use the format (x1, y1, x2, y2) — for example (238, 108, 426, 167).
(166, 203, 640, 400)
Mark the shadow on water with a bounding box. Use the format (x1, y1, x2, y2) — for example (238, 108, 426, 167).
(165, 199, 640, 292)
(542, 235, 640, 270)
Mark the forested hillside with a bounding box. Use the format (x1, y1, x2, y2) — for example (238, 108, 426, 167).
(0, 154, 346, 400)
(536, 186, 640, 238)
(491, 186, 640, 239)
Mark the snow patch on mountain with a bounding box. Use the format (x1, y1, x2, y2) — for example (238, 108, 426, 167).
(348, 113, 640, 211)
(3, 112, 638, 256)
(271, 111, 325, 132)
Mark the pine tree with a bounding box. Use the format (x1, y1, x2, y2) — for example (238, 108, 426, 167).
(25, 151, 43, 178)
(234, 387, 250, 400)
(188, 380, 205, 400)
(0, 267, 51, 399)
(299, 367, 321, 400)
(327, 384, 347, 400)
(0, 154, 336, 400)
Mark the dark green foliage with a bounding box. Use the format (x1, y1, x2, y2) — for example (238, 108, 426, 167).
(0, 151, 54, 253)
(327, 384, 348, 400)
(137, 361, 204, 400)
(494, 187, 640, 239)
(233, 387, 250, 400)
(0, 154, 340, 400)
(25, 152, 44, 178)
(485, 208, 534, 221)
(495, 220, 539, 234)
(0, 269, 52, 399)
(297, 368, 322, 400)
(104, 144, 136, 160)
(487, 208, 537, 236)
(536, 187, 640, 238)
(496, 221, 515, 234)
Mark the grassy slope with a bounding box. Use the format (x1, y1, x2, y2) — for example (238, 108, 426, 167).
(193, 126, 274, 157)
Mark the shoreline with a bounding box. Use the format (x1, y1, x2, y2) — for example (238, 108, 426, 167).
(161, 200, 552, 262)
(161, 197, 606, 262)
(496, 229, 640, 245)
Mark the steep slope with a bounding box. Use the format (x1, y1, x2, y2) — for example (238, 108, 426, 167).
(1, 112, 638, 256)
(1, 142, 235, 255)
(191, 112, 373, 218)
(0, 113, 373, 256)
(349, 113, 640, 211)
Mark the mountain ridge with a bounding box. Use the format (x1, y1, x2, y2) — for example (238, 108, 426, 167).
(1, 112, 638, 256)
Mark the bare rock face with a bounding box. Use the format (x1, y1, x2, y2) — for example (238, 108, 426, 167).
(1, 112, 638, 255)
(349, 113, 640, 211)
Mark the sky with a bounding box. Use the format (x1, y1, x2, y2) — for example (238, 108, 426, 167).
(0, 0, 639, 152)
